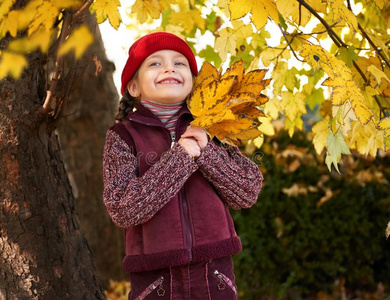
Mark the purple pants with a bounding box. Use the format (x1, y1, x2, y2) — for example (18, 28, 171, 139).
(128, 256, 238, 300)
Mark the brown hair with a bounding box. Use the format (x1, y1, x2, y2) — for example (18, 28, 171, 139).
(115, 89, 138, 121)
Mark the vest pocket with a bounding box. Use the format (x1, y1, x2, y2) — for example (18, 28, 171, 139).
(214, 270, 237, 295)
(135, 276, 165, 300)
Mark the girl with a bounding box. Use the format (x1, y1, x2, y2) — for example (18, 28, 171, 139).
(103, 32, 263, 300)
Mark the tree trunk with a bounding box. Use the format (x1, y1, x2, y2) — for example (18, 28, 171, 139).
(0, 19, 105, 300)
(57, 15, 125, 285)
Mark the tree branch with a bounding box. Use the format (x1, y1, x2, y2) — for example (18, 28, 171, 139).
(278, 24, 304, 62)
(72, 0, 94, 21)
(358, 24, 390, 70)
(42, 12, 72, 114)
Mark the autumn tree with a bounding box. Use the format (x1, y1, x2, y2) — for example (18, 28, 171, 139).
(0, 0, 113, 298)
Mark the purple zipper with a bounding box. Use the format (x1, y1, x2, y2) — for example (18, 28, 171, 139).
(180, 186, 193, 261)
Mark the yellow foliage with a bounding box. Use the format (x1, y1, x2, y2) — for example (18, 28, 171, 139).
(131, 0, 161, 23)
(349, 121, 384, 157)
(168, 10, 205, 34)
(312, 119, 329, 154)
(300, 44, 373, 125)
(105, 280, 131, 300)
(0, 0, 15, 20)
(277, 0, 312, 26)
(91, 0, 122, 30)
(367, 0, 387, 9)
(214, 27, 238, 61)
(280, 91, 307, 122)
(0, 52, 28, 79)
(0, 10, 19, 38)
(9, 29, 52, 53)
(367, 65, 390, 86)
(28, 1, 60, 35)
(229, 0, 278, 30)
(187, 60, 270, 145)
(328, 0, 358, 32)
(58, 25, 93, 59)
(378, 117, 390, 151)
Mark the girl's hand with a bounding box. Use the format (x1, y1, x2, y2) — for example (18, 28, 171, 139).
(178, 137, 201, 159)
(180, 126, 209, 150)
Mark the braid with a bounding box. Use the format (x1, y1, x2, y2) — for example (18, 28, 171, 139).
(116, 90, 137, 121)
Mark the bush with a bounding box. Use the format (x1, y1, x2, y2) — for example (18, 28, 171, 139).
(232, 130, 390, 299)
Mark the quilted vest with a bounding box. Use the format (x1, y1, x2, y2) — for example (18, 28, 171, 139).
(110, 103, 241, 273)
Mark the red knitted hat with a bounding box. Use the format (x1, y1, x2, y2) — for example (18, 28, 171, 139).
(120, 32, 198, 95)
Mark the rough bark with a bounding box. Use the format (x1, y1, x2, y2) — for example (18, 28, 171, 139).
(57, 15, 125, 285)
(0, 10, 105, 300)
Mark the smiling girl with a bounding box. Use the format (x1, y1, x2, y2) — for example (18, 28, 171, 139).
(103, 32, 263, 299)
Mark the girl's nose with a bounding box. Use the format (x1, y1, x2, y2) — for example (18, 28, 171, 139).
(163, 62, 176, 73)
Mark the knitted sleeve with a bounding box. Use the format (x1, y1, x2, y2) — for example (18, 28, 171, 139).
(196, 141, 263, 210)
(103, 130, 198, 227)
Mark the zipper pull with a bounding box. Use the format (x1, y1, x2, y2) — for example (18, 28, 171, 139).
(170, 131, 176, 148)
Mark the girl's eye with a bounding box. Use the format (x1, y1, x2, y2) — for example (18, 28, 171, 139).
(149, 62, 160, 66)
(175, 62, 186, 66)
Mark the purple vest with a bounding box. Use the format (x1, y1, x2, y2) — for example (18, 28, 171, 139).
(110, 103, 241, 273)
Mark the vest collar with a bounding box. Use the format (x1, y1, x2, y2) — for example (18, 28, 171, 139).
(127, 101, 192, 126)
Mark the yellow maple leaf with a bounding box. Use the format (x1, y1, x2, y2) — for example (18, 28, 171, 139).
(215, 27, 237, 61)
(324, 79, 373, 125)
(264, 97, 280, 120)
(367, 65, 390, 86)
(285, 117, 303, 137)
(306, 0, 327, 13)
(28, 1, 58, 36)
(91, 0, 121, 29)
(280, 91, 307, 122)
(0, 52, 28, 79)
(131, 0, 161, 23)
(189, 77, 236, 117)
(377, 117, 390, 151)
(231, 20, 254, 40)
(228, 0, 278, 30)
(168, 10, 205, 34)
(276, 0, 311, 26)
(367, 0, 386, 9)
(188, 60, 270, 145)
(58, 25, 93, 59)
(300, 44, 373, 125)
(193, 62, 219, 89)
(9, 28, 52, 53)
(378, 117, 390, 130)
(258, 116, 275, 136)
(328, 0, 358, 32)
(14, 0, 40, 32)
(0, 0, 15, 20)
(312, 119, 329, 154)
(0, 10, 18, 39)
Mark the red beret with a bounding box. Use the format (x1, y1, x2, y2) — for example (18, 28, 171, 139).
(120, 32, 198, 95)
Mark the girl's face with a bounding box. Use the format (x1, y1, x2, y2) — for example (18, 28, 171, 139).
(127, 50, 194, 104)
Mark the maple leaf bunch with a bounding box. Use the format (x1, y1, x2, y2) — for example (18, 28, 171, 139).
(187, 60, 271, 145)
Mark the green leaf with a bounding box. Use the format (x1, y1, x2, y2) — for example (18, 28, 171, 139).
(325, 130, 351, 172)
(337, 46, 357, 68)
(199, 45, 222, 68)
(278, 12, 287, 31)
